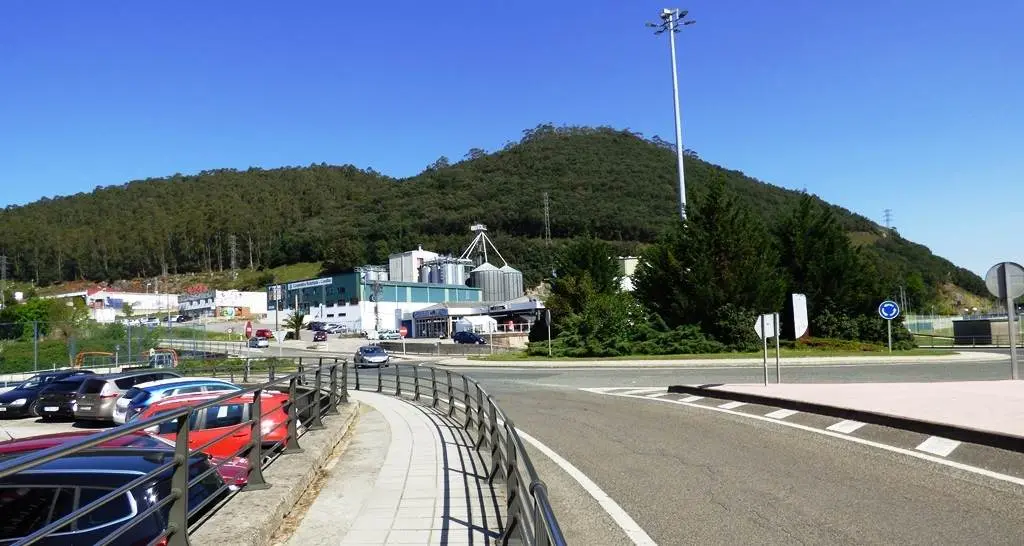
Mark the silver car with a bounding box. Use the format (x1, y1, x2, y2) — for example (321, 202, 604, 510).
(353, 345, 390, 368)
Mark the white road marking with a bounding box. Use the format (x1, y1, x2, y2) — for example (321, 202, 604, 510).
(618, 388, 666, 396)
(826, 420, 866, 434)
(916, 436, 961, 457)
(765, 409, 799, 420)
(718, 401, 746, 410)
(680, 396, 703, 403)
(645, 392, 671, 399)
(516, 429, 658, 546)
(595, 390, 1024, 488)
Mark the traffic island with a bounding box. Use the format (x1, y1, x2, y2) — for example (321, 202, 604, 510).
(190, 401, 360, 546)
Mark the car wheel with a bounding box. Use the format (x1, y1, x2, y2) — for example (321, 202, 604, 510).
(28, 401, 40, 418)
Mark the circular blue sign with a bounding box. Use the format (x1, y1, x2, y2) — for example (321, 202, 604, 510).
(878, 300, 901, 320)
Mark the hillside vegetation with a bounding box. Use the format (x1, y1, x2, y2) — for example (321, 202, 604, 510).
(0, 125, 985, 311)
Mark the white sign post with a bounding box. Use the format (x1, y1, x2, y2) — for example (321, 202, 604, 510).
(273, 330, 287, 359)
(878, 300, 901, 353)
(754, 313, 780, 385)
(985, 261, 1024, 380)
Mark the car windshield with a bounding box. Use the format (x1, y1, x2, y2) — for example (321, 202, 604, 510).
(14, 374, 55, 390)
(362, 347, 384, 355)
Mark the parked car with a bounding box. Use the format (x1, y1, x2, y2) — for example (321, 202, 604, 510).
(138, 391, 295, 459)
(73, 371, 181, 423)
(113, 377, 241, 424)
(353, 345, 391, 368)
(0, 431, 245, 546)
(0, 370, 95, 419)
(313, 331, 328, 342)
(176, 314, 194, 323)
(142, 317, 160, 328)
(248, 336, 270, 348)
(36, 375, 94, 421)
(452, 331, 487, 345)
(254, 328, 274, 339)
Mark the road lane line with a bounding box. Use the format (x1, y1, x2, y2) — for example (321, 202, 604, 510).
(645, 392, 671, 398)
(718, 401, 746, 409)
(916, 436, 961, 457)
(826, 420, 867, 434)
(765, 409, 799, 420)
(680, 396, 703, 403)
(618, 388, 666, 396)
(603, 391, 1024, 487)
(516, 430, 658, 546)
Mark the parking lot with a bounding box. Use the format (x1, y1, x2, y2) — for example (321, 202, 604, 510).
(0, 414, 110, 440)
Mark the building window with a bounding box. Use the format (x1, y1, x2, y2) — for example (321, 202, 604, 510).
(327, 314, 335, 318)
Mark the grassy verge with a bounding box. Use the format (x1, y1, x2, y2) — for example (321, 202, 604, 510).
(469, 348, 958, 362)
(159, 327, 241, 342)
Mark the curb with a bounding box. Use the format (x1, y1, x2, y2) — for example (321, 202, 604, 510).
(191, 400, 360, 546)
(666, 384, 1024, 454)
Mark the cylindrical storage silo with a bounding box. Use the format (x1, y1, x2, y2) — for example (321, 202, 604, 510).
(499, 265, 524, 301)
(469, 263, 501, 301)
(429, 265, 441, 284)
(419, 265, 431, 283)
(441, 261, 458, 285)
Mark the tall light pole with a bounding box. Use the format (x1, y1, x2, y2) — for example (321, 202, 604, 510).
(648, 8, 695, 220)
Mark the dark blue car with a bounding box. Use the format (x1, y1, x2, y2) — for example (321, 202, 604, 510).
(0, 370, 95, 419)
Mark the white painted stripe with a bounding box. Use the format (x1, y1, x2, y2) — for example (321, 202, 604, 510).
(764, 409, 799, 420)
(645, 392, 671, 399)
(680, 396, 703, 403)
(916, 436, 961, 457)
(618, 387, 666, 396)
(718, 401, 746, 410)
(517, 430, 658, 546)
(605, 393, 1024, 488)
(826, 420, 866, 434)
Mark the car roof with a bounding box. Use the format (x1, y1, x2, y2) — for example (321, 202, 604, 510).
(94, 370, 182, 380)
(133, 377, 236, 389)
(359, 345, 385, 350)
(143, 390, 286, 411)
(0, 430, 172, 455)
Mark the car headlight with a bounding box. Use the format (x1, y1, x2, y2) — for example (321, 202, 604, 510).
(9, 399, 27, 407)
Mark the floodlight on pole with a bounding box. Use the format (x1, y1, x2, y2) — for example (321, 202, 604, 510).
(647, 8, 695, 220)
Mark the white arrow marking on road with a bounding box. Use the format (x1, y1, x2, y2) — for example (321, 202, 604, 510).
(765, 409, 799, 420)
(826, 420, 866, 434)
(618, 387, 666, 396)
(680, 396, 703, 403)
(916, 436, 961, 457)
(645, 392, 671, 398)
(718, 401, 746, 410)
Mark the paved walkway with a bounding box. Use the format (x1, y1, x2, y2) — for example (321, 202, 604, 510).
(710, 380, 1024, 437)
(285, 391, 505, 545)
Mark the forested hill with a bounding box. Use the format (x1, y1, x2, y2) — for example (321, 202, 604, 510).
(0, 124, 985, 302)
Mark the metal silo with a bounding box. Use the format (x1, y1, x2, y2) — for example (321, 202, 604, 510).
(469, 263, 501, 301)
(419, 264, 432, 283)
(499, 265, 524, 301)
(429, 265, 441, 284)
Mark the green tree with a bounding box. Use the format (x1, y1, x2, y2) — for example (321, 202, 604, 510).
(633, 178, 784, 347)
(284, 311, 305, 340)
(122, 302, 134, 318)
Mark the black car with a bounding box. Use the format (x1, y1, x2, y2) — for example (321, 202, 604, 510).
(313, 331, 328, 342)
(35, 375, 93, 421)
(0, 436, 230, 545)
(452, 331, 486, 345)
(0, 370, 95, 419)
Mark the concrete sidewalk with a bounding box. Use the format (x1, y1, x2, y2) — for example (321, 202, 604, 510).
(709, 380, 1024, 438)
(284, 391, 505, 545)
(435, 350, 1009, 368)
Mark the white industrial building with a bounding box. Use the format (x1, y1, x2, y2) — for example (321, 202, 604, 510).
(178, 289, 268, 319)
(388, 246, 438, 283)
(618, 256, 639, 292)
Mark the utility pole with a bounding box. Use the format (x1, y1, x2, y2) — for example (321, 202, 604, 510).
(647, 8, 695, 220)
(229, 234, 238, 277)
(883, 209, 894, 230)
(372, 279, 382, 331)
(1, 255, 7, 309)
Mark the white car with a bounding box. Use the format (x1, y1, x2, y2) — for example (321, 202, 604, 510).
(353, 345, 391, 367)
(248, 336, 270, 348)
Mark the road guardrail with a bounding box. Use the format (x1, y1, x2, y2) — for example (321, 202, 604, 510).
(0, 359, 344, 546)
(350, 362, 566, 546)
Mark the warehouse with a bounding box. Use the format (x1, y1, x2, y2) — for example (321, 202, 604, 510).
(266, 267, 482, 334)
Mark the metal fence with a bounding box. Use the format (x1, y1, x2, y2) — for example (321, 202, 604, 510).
(379, 340, 519, 356)
(0, 359, 345, 546)
(913, 333, 1024, 348)
(349, 363, 566, 546)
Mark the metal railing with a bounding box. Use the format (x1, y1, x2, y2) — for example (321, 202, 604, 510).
(913, 333, 1024, 348)
(0, 358, 346, 546)
(349, 362, 566, 546)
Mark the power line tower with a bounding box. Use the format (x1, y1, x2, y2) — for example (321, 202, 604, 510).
(543, 192, 552, 246)
(883, 209, 893, 230)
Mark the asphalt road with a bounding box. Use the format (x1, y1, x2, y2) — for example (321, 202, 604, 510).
(439, 364, 1024, 545)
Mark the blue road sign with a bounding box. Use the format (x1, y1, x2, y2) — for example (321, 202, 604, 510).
(878, 300, 901, 320)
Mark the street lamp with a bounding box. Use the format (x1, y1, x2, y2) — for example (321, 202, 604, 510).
(647, 8, 695, 220)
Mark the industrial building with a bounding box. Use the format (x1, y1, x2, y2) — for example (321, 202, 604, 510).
(266, 224, 543, 336)
(178, 289, 268, 319)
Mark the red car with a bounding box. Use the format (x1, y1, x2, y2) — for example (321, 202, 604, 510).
(136, 391, 294, 460)
(0, 430, 248, 488)
(254, 328, 274, 340)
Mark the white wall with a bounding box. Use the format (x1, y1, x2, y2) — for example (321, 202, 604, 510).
(215, 290, 268, 314)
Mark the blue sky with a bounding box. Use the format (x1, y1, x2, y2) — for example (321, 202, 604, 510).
(1, 0, 1021, 277)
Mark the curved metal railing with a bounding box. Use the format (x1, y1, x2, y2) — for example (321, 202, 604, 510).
(348, 362, 567, 546)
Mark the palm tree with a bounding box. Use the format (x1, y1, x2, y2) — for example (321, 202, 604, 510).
(284, 311, 305, 341)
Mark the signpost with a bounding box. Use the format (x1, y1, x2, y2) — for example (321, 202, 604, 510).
(273, 330, 287, 359)
(244, 321, 253, 339)
(878, 300, 901, 353)
(754, 312, 781, 385)
(984, 261, 1024, 380)
(399, 325, 408, 339)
